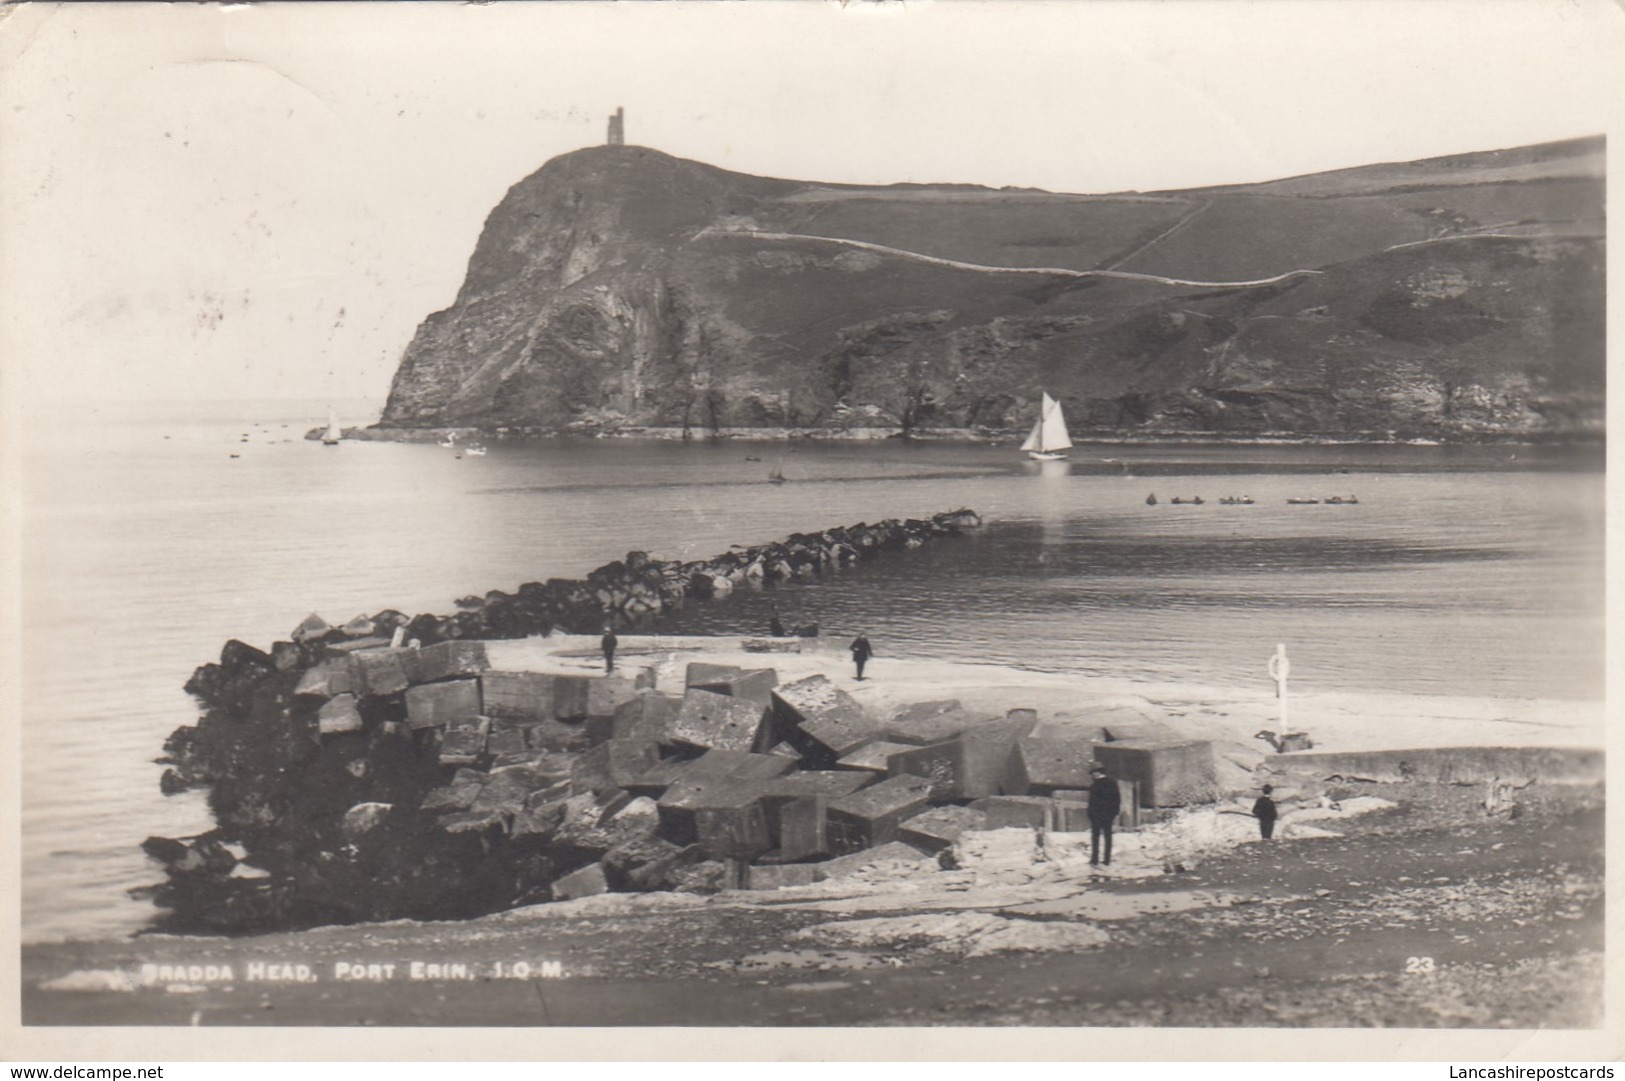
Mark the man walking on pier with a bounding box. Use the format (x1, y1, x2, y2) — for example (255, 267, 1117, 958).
(850, 632, 873, 680)
(601, 626, 618, 674)
(1088, 765, 1121, 867)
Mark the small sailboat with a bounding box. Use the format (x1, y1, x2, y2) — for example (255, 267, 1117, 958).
(767, 464, 787, 485)
(321, 408, 342, 446)
(1020, 391, 1073, 461)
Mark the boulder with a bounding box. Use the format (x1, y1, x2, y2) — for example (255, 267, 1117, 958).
(479, 671, 555, 721)
(776, 796, 834, 862)
(755, 771, 875, 844)
(668, 689, 771, 753)
(899, 805, 988, 853)
(469, 773, 533, 816)
(551, 862, 611, 901)
(340, 802, 393, 841)
(404, 679, 481, 730)
(291, 613, 332, 643)
(826, 774, 934, 853)
(484, 721, 529, 757)
(1093, 740, 1218, 807)
(316, 694, 363, 736)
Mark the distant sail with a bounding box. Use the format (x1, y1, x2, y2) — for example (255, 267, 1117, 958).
(322, 408, 342, 445)
(1021, 392, 1072, 457)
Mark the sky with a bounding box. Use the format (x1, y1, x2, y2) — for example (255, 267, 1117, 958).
(1, 0, 1621, 409)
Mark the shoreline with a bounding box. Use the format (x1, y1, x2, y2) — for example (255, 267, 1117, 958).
(20, 636, 1604, 1028)
(309, 424, 1606, 449)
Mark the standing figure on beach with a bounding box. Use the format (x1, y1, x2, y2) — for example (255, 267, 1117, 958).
(849, 632, 873, 681)
(601, 626, 619, 674)
(1087, 765, 1121, 867)
(769, 605, 786, 638)
(1253, 784, 1278, 840)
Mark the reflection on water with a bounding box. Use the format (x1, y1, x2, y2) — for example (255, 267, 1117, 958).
(18, 407, 1604, 941)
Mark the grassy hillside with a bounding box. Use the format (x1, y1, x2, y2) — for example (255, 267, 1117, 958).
(379, 138, 1604, 440)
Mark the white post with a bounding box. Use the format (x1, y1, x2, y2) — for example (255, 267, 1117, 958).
(1268, 643, 1291, 737)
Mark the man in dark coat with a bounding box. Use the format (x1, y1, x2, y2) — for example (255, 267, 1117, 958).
(1087, 765, 1121, 867)
(600, 626, 618, 674)
(1253, 784, 1279, 840)
(849, 632, 873, 680)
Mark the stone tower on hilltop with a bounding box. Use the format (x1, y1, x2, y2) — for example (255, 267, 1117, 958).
(607, 107, 625, 146)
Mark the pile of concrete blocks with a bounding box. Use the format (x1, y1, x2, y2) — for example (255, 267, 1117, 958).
(291, 642, 1217, 907)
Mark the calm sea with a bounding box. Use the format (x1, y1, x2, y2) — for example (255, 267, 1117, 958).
(18, 401, 1604, 943)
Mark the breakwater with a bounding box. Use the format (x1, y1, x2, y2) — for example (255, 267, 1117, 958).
(146, 510, 988, 933)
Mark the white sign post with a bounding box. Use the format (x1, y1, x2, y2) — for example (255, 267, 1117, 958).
(1268, 643, 1291, 738)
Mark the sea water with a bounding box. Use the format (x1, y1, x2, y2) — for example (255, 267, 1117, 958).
(17, 401, 1604, 942)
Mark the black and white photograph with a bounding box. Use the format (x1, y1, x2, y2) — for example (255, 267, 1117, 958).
(1, 0, 1617, 1059)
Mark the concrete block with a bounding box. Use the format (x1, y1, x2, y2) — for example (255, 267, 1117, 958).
(968, 795, 1054, 830)
(484, 721, 529, 758)
(438, 718, 489, 766)
(756, 771, 875, 840)
(1006, 708, 1040, 726)
(887, 721, 1027, 801)
(469, 773, 531, 816)
(668, 688, 771, 752)
(767, 741, 802, 762)
(511, 799, 567, 839)
(410, 640, 490, 684)
(295, 660, 353, 698)
(552, 675, 593, 720)
(1053, 799, 1090, 833)
(827, 774, 934, 852)
(1100, 721, 1179, 743)
(589, 692, 682, 746)
(692, 668, 779, 706)
(480, 671, 555, 721)
(817, 840, 930, 880)
(316, 693, 363, 736)
(421, 780, 482, 814)
(347, 648, 412, 696)
(1093, 740, 1218, 807)
(772, 675, 879, 763)
(776, 796, 833, 862)
(746, 863, 821, 890)
(585, 677, 639, 721)
(685, 662, 745, 689)
(694, 801, 772, 861)
(1008, 735, 1096, 795)
(324, 635, 391, 657)
(405, 679, 481, 730)
(883, 700, 984, 745)
(551, 862, 611, 901)
(899, 805, 988, 853)
(292, 613, 331, 643)
(837, 740, 919, 773)
(571, 740, 660, 795)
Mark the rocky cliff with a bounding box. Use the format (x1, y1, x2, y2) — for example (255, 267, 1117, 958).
(379, 138, 1604, 440)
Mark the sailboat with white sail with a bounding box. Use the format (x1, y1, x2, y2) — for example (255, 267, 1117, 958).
(321, 407, 343, 446)
(1020, 391, 1073, 461)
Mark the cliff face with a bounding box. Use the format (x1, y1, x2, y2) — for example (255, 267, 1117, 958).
(380, 139, 1604, 439)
